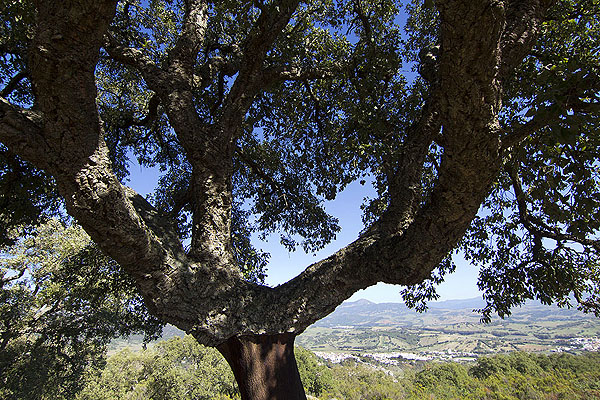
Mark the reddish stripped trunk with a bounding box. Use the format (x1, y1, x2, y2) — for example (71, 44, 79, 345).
(217, 333, 307, 400)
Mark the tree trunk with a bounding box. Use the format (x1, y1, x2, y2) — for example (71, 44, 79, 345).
(217, 333, 307, 400)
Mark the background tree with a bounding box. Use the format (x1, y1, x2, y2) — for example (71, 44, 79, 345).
(78, 345, 600, 399)
(77, 335, 238, 400)
(0, 220, 162, 400)
(0, 0, 599, 398)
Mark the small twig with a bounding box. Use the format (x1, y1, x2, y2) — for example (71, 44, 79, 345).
(303, 81, 326, 136)
(236, 147, 292, 209)
(352, 0, 372, 42)
(509, 164, 600, 252)
(134, 94, 161, 127)
(0, 71, 28, 98)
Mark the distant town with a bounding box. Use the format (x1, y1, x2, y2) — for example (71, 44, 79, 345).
(316, 336, 600, 366)
(295, 298, 600, 366)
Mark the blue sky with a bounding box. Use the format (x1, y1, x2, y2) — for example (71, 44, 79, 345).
(251, 179, 482, 303)
(122, 2, 485, 303)
(127, 162, 483, 303)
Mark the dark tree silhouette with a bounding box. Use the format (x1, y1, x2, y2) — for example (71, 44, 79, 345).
(1, 0, 599, 398)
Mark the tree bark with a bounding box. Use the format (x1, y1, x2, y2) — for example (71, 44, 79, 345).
(0, 0, 559, 398)
(217, 333, 307, 400)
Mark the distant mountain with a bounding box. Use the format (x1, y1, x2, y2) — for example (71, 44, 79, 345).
(111, 297, 599, 357)
(312, 297, 594, 328)
(298, 297, 600, 354)
(429, 297, 486, 310)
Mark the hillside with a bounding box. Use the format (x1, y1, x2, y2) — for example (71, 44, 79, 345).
(296, 298, 600, 358)
(111, 297, 600, 359)
(310, 297, 592, 328)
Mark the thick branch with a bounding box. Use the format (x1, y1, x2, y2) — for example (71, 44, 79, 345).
(11, 0, 229, 333)
(109, 5, 221, 268)
(104, 35, 168, 90)
(259, 0, 509, 334)
(119, 94, 161, 129)
(171, 183, 192, 216)
(500, 0, 555, 78)
(196, 55, 240, 89)
(106, 3, 229, 271)
(157, 0, 211, 157)
(183, 0, 302, 265)
(104, 1, 303, 271)
(0, 97, 51, 168)
(135, 94, 161, 126)
(221, 0, 301, 126)
(168, 0, 209, 73)
(383, 97, 441, 233)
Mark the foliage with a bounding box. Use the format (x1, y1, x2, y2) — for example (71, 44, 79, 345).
(78, 335, 238, 400)
(470, 352, 545, 380)
(79, 339, 338, 400)
(466, 352, 600, 400)
(321, 351, 600, 400)
(457, 0, 600, 321)
(0, 220, 163, 400)
(296, 346, 335, 397)
(76, 343, 600, 400)
(0, 145, 63, 247)
(321, 358, 409, 399)
(413, 362, 480, 399)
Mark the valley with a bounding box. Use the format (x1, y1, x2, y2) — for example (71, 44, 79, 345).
(295, 298, 600, 361)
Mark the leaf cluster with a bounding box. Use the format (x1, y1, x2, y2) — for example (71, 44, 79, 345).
(403, 0, 600, 318)
(78, 335, 238, 400)
(0, 220, 163, 400)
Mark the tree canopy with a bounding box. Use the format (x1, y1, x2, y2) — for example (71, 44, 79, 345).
(1, 0, 599, 397)
(0, 220, 162, 400)
(77, 342, 600, 399)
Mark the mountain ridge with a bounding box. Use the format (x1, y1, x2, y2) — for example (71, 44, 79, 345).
(344, 297, 487, 310)
(323, 297, 591, 328)
(298, 297, 600, 355)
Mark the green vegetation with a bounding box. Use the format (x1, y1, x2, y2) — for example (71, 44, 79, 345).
(76, 337, 600, 400)
(296, 299, 600, 354)
(0, 220, 162, 400)
(2, 0, 600, 396)
(78, 336, 237, 400)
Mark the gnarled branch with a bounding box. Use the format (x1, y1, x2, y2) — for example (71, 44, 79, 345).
(0, 98, 50, 168)
(104, 33, 168, 91)
(500, 0, 555, 78)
